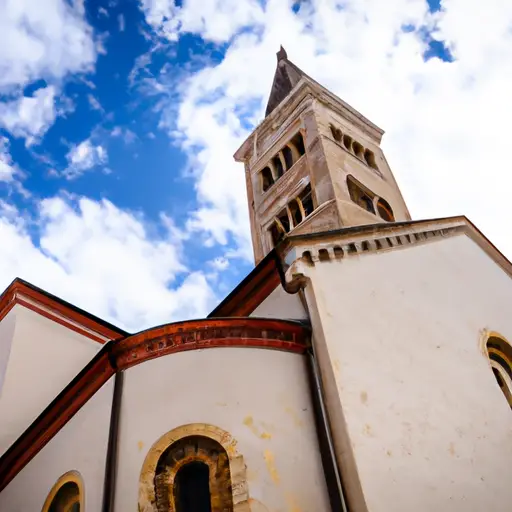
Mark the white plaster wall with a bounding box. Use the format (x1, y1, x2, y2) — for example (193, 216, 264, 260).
(0, 378, 114, 511)
(0, 305, 102, 455)
(0, 309, 16, 397)
(115, 348, 329, 512)
(304, 233, 512, 512)
(250, 284, 308, 320)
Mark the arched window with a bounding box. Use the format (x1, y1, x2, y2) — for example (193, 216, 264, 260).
(282, 146, 294, 170)
(174, 461, 212, 512)
(376, 198, 395, 222)
(154, 435, 234, 512)
(343, 134, 353, 151)
(272, 155, 284, 178)
(352, 141, 364, 159)
(486, 335, 512, 409)
(42, 471, 84, 512)
(261, 166, 274, 192)
(347, 176, 375, 215)
(291, 132, 305, 156)
(329, 124, 342, 142)
(364, 148, 378, 170)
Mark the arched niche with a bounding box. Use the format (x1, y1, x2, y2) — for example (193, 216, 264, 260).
(139, 424, 250, 512)
(41, 470, 84, 512)
(485, 332, 512, 409)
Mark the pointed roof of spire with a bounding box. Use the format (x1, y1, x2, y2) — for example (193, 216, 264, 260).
(265, 46, 306, 117)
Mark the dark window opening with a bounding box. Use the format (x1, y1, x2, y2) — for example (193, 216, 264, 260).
(318, 249, 330, 261)
(277, 210, 291, 232)
(174, 461, 212, 512)
(272, 155, 284, 178)
(282, 146, 294, 170)
(261, 166, 274, 192)
(155, 435, 234, 512)
(49, 482, 80, 512)
(360, 195, 375, 214)
(329, 124, 342, 142)
(343, 134, 353, 151)
(493, 368, 506, 390)
(299, 185, 314, 217)
(347, 176, 376, 215)
(376, 198, 395, 222)
(302, 250, 313, 264)
(353, 141, 364, 158)
(364, 149, 378, 170)
(289, 200, 302, 227)
(291, 132, 305, 156)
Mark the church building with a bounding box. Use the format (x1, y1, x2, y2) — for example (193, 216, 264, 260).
(0, 48, 511, 512)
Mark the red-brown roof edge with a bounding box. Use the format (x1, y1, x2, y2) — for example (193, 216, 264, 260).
(0, 278, 128, 341)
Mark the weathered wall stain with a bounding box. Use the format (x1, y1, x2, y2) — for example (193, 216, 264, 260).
(285, 492, 302, 512)
(363, 424, 374, 437)
(243, 415, 272, 440)
(263, 450, 280, 484)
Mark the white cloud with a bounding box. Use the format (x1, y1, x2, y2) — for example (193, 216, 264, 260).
(118, 13, 125, 32)
(139, 0, 264, 42)
(0, 137, 17, 182)
(139, 0, 512, 262)
(65, 138, 108, 179)
(0, 0, 95, 93)
(0, 196, 216, 331)
(111, 126, 138, 144)
(87, 94, 104, 112)
(0, 86, 57, 144)
(0, 0, 96, 145)
(96, 33, 109, 56)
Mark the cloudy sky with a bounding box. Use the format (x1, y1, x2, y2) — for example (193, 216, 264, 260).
(0, 0, 510, 332)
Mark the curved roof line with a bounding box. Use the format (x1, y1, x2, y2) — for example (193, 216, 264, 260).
(0, 316, 310, 492)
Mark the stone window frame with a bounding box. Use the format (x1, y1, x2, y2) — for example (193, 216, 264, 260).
(268, 183, 315, 247)
(258, 131, 306, 194)
(139, 423, 250, 512)
(484, 332, 512, 409)
(346, 175, 395, 222)
(41, 470, 84, 512)
(329, 122, 380, 172)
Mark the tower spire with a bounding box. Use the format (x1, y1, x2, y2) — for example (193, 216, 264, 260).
(277, 45, 288, 61)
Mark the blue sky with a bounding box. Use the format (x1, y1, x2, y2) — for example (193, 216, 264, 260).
(1, 0, 511, 331)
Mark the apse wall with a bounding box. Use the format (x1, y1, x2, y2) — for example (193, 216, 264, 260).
(114, 346, 330, 512)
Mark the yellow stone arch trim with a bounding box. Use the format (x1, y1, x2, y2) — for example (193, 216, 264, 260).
(478, 330, 512, 359)
(41, 470, 84, 512)
(480, 330, 512, 408)
(139, 423, 250, 512)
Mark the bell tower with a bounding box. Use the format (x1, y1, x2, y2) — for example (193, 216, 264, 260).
(234, 47, 412, 264)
